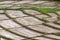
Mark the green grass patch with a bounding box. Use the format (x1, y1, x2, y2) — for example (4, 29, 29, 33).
(0, 0, 4, 2)
(31, 7, 60, 13)
(56, 32, 60, 36)
(0, 7, 60, 12)
(0, 8, 30, 10)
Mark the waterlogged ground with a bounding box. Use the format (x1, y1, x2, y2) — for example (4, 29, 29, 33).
(0, 1, 60, 40)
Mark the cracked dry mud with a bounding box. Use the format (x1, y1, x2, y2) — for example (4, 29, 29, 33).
(0, 1, 60, 40)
